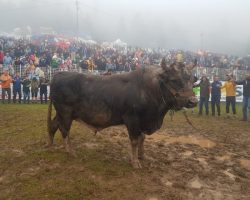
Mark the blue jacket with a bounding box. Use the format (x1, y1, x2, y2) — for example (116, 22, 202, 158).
(211, 80, 222, 97)
(13, 76, 22, 91)
(3, 56, 12, 65)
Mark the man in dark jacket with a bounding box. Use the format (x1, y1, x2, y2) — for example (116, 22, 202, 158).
(12, 72, 22, 103)
(236, 73, 250, 121)
(39, 77, 48, 104)
(22, 76, 31, 104)
(197, 75, 211, 115)
(211, 76, 222, 116)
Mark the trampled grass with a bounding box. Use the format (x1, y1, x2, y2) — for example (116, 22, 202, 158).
(0, 103, 249, 200)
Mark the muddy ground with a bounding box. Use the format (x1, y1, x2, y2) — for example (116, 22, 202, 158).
(0, 104, 250, 200)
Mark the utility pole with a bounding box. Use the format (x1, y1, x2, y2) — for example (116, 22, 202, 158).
(76, 0, 79, 41)
(200, 32, 204, 50)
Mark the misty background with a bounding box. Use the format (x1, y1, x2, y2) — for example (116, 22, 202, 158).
(0, 0, 250, 55)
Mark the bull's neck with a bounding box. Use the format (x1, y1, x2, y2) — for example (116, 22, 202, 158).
(159, 80, 177, 111)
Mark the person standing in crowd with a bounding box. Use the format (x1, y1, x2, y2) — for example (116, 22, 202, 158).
(3, 52, 12, 67)
(191, 76, 199, 114)
(105, 59, 114, 72)
(34, 53, 39, 66)
(87, 57, 95, 72)
(22, 76, 31, 104)
(12, 72, 22, 103)
(221, 74, 237, 117)
(211, 76, 222, 116)
(39, 77, 48, 104)
(176, 51, 183, 63)
(64, 56, 72, 71)
(26, 60, 36, 78)
(196, 75, 211, 115)
(235, 73, 250, 121)
(31, 77, 39, 103)
(0, 69, 12, 103)
(0, 49, 4, 67)
(51, 53, 59, 69)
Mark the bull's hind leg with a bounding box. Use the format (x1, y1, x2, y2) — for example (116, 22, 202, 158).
(48, 116, 59, 146)
(58, 117, 75, 157)
(138, 133, 145, 160)
(63, 136, 75, 156)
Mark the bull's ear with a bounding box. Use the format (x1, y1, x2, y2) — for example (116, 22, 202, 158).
(161, 58, 167, 69)
(193, 58, 198, 66)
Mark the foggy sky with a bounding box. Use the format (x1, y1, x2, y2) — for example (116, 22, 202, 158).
(0, 0, 250, 55)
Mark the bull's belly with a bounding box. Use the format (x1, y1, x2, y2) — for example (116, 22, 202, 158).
(74, 109, 123, 130)
(76, 120, 103, 132)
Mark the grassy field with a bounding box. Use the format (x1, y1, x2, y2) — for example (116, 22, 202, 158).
(0, 103, 249, 200)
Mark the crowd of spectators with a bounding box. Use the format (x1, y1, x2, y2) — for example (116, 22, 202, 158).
(1, 35, 250, 76)
(0, 69, 48, 104)
(0, 35, 250, 114)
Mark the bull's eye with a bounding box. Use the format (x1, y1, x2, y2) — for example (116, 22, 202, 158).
(175, 93, 180, 97)
(171, 80, 180, 84)
(171, 80, 184, 88)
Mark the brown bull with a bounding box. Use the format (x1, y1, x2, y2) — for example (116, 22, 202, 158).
(47, 59, 197, 168)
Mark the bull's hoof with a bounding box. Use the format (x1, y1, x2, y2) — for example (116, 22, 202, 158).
(56, 145, 64, 149)
(44, 143, 54, 149)
(131, 159, 142, 169)
(138, 154, 144, 160)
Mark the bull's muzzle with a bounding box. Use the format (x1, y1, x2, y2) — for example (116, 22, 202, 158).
(186, 96, 198, 108)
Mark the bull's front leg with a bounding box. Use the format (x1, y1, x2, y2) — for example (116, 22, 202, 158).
(138, 133, 145, 160)
(130, 137, 142, 169)
(123, 115, 142, 168)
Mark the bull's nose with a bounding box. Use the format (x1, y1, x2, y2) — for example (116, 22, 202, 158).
(190, 96, 198, 104)
(187, 96, 198, 108)
(188, 96, 198, 103)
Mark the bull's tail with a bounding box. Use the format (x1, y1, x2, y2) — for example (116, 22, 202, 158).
(47, 99, 53, 144)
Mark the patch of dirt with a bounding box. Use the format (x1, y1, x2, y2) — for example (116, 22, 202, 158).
(148, 133, 216, 148)
(96, 118, 250, 200)
(240, 159, 250, 170)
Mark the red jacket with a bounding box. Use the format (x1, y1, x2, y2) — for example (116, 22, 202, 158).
(0, 51, 4, 63)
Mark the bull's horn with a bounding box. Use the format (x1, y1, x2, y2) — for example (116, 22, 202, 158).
(187, 59, 198, 71)
(172, 63, 180, 71)
(161, 58, 167, 69)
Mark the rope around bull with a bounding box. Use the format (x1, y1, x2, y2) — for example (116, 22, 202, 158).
(169, 108, 198, 130)
(181, 108, 198, 130)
